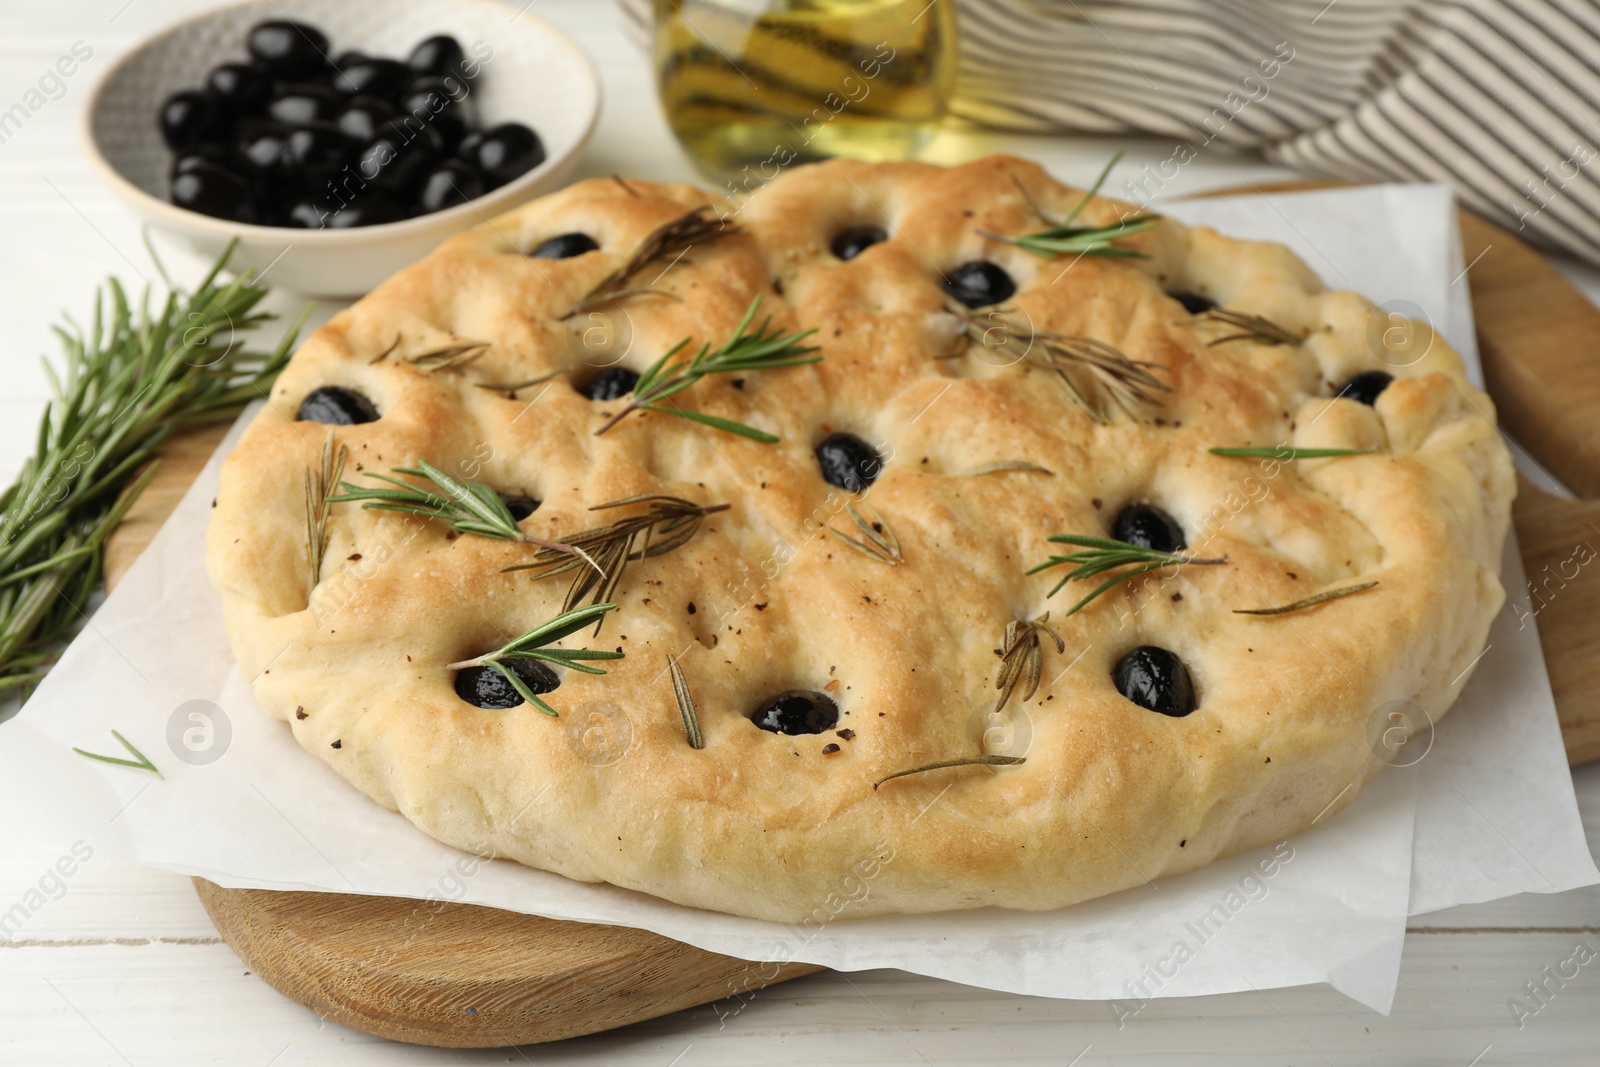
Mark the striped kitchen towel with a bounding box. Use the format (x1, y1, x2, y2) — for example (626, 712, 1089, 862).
(621, 0, 1600, 268)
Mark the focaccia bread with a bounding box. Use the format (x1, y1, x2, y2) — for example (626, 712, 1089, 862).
(206, 156, 1513, 921)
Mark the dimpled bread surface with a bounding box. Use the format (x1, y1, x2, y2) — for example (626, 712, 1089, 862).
(205, 156, 1513, 921)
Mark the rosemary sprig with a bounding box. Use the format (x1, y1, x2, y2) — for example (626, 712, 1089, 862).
(827, 501, 902, 565)
(873, 754, 1025, 791)
(995, 614, 1064, 712)
(0, 239, 303, 696)
(948, 304, 1168, 423)
(667, 655, 704, 749)
(503, 495, 730, 631)
(1234, 581, 1379, 616)
(72, 729, 163, 778)
(403, 339, 490, 372)
(594, 295, 820, 441)
(448, 603, 624, 717)
(1196, 309, 1301, 347)
(963, 460, 1054, 477)
(980, 155, 1156, 259)
(561, 205, 742, 320)
(304, 430, 348, 596)
(1029, 534, 1226, 615)
(328, 462, 598, 567)
(1209, 446, 1374, 460)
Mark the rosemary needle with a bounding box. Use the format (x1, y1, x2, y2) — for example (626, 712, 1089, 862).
(874, 755, 1025, 791)
(1209, 446, 1374, 460)
(668, 655, 704, 749)
(1234, 581, 1379, 616)
(72, 729, 163, 778)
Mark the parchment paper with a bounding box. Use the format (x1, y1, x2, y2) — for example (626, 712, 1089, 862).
(2, 185, 1593, 1015)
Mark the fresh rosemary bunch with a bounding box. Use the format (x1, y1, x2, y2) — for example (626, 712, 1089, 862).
(447, 602, 624, 717)
(504, 494, 729, 629)
(0, 241, 304, 696)
(980, 155, 1156, 259)
(1029, 534, 1226, 615)
(595, 295, 820, 441)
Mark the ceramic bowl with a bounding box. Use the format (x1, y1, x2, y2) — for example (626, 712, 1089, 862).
(82, 0, 600, 296)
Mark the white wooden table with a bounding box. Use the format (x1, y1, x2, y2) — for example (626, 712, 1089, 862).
(3, 2, 1598, 1063)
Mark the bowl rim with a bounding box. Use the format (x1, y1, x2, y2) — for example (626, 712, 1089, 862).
(80, 0, 601, 245)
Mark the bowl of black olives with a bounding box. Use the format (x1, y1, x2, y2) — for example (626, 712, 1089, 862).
(81, 0, 599, 296)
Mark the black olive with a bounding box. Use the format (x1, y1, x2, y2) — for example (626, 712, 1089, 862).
(171, 144, 229, 179)
(246, 20, 329, 81)
(469, 123, 545, 188)
(297, 386, 379, 424)
(1113, 503, 1186, 553)
(158, 90, 223, 151)
(1113, 646, 1196, 717)
(499, 492, 540, 520)
(1335, 370, 1394, 406)
(235, 120, 293, 180)
(815, 432, 883, 493)
(284, 121, 359, 186)
(1169, 291, 1218, 315)
(454, 660, 559, 710)
(397, 76, 471, 148)
(267, 83, 341, 126)
(456, 130, 484, 163)
(582, 367, 639, 401)
(407, 35, 472, 82)
(170, 163, 255, 223)
(205, 62, 273, 118)
(330, 57, 411, 101)
(529, 233, 599, 259)
(830, 226, 886, 261)
(415, 160, 486, 214)
(942, 261, 1016, 308)
(288, 192, 404, 229)
(336, 96, 397, 144)
(752, 690, 839, 735)
(357, 118, 445, 197)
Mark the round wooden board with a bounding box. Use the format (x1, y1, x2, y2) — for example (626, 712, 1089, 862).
(102, 181, 1600, 1048)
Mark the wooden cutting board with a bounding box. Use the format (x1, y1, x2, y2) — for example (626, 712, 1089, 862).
(100, 182, 1600, 1048)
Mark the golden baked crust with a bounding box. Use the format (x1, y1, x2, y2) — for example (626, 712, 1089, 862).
(206, 157, 1512, 921)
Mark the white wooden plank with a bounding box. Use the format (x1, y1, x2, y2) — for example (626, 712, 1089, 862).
(4, 934, 1599, 1065)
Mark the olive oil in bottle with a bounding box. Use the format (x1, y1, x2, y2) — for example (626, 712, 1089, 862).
(653, 0, 959, 184)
